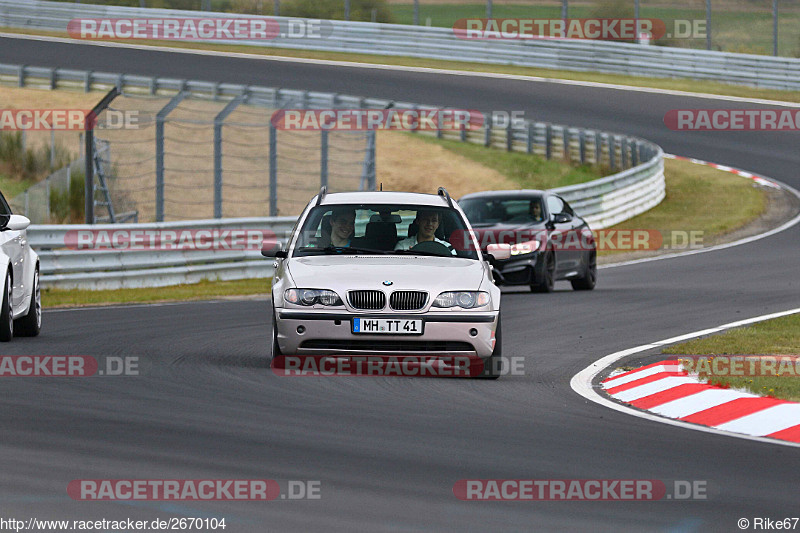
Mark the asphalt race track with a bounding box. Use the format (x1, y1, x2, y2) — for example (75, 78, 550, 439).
(1, 36, 799, 531)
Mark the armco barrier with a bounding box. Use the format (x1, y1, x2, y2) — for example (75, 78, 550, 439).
(31, 217, 297, 290)
(2, 0, 800, 90)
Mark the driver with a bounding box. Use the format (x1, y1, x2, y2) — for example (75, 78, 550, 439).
(395, 209, 456, 255)
(530, 200, 544, 222)
(328, 208, 356, 247)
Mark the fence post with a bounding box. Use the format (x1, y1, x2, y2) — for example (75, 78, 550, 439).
(437, 108, 443, 139)
(506, 120, 513, 152)
(526, 123, 533, 154)
(562, 128, 570, 161)
(484, 121, 491, 147)
(85, 87, 119, 224)
(594, 132, 602, 165)
(155, 91, 187, 222)
(360, 131, 376, 191)
(213, 93, 246, 219)
(45, 177, 51, 223)
(578, 130, 586, 165)
(320, 129, 328, 189)
(631, 140, 639, 166)
(545, 124, 552, 160)
(608, 134, 616, 171)
(621, 138, 628, 168)
(269, 123, 278, 216)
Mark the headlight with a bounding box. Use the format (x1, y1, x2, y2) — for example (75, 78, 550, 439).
(510, 240, 540, 256)
(432, 291, 490, 309)
(285, 288, 343, 306)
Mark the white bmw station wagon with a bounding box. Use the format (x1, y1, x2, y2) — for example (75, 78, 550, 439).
(262, 188, 510, 378)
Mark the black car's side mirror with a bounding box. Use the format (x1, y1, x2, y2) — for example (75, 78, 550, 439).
(552, 213, 572, 224)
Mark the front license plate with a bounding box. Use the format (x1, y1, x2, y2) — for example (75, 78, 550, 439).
(352, 318, 423, 335)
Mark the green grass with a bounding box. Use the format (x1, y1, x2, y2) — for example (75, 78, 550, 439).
(3, 26, 800, 104)
(599, 157, 766, 255)
(390, 3, 800, 57)
(662, 313, 800, 401)
(43, 277, 271, 308)
(0, 173, 35, 198)
(413, 134, 603, 189)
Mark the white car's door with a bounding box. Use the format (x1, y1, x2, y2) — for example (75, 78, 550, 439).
(0, 194, 25, 313)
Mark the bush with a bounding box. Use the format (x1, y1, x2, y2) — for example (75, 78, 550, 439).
(280, 0, 393, 23)
(0, 132, 73, 181)
(49, 171, 85, 224)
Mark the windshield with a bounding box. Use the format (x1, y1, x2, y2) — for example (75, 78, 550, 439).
(459, 196, 545, 225)
(292, 204, 480, 260)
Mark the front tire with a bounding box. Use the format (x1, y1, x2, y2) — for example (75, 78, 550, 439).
(0, 271, 13, 342)
(531, 251, 555, 293)
(15, 266, 41, 336)
(270, 306, 283, 360)
(477, 315, 502, 380)
(571, 250, 597, 291)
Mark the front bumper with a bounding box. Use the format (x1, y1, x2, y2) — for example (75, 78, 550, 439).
(276, 310, 499, 359)
(492, 253, 540, 285)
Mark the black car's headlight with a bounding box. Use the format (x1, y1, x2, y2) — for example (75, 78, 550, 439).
(432, 291, 490, 309)
(285, 289, 343, 306)
(510, 239, 541, 256)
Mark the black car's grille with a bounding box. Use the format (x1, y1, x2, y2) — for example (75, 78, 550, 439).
(348, 290, 386, 310)
(389, 291, 428, 311)
(300, 340, 474, 352)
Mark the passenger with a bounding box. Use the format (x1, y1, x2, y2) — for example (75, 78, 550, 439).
(395, 209, 456, 255)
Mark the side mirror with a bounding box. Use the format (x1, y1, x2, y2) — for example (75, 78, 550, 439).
(0, 214, 30, 231)
(552, 213, 572, 224)
(261, 238, 287, 258)
(486, 243, 511, 261)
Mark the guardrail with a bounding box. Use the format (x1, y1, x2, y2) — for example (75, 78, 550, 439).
(2, 0, 800, 90)
(31, 217, 297, 289)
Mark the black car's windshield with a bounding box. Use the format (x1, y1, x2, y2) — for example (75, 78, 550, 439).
(460, 197, 545, 225)
(293, 204, 479, 259)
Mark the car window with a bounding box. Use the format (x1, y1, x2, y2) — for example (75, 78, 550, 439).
(546, 196, 565, 216)
(0, 192, 11, 216)
(460, 197, 545, 224)
(293, 204, 478, 259)
(562, 199, 576, 217)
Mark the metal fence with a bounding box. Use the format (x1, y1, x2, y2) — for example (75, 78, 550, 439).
(2, 0, 800, 90)
(89, 92, 372, 222)
(8, 157, 84, 224)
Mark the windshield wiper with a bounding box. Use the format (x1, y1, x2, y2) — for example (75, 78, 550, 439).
(322, 246, 387, 255)
(392, 249, 452, 258)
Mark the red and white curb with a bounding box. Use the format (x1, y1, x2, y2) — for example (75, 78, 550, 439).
(664, 154, 782, 189)
(602, 360, 800, 444)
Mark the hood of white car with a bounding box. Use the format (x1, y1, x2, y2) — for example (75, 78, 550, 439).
(287, 255, 486, 292)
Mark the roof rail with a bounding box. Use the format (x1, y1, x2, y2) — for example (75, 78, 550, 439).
(437, 187, 453, 208)
(315, 186, 327, 206)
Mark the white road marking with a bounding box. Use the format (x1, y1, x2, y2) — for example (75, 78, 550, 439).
(570, 307, 800, 448)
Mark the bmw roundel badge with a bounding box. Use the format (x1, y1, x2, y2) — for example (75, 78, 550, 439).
(382, 280, 393, 286)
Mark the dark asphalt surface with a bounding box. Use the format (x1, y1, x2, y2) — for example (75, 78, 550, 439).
(1, 36, 799, 532)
